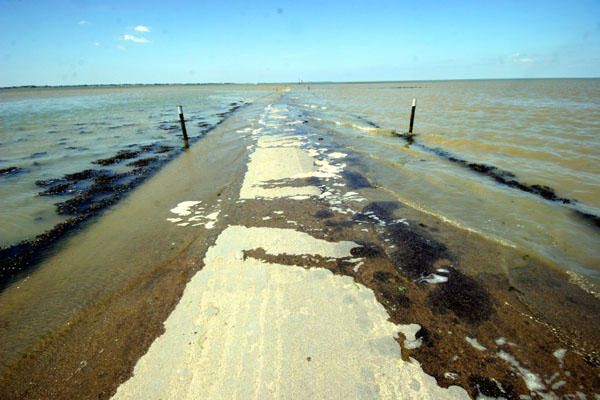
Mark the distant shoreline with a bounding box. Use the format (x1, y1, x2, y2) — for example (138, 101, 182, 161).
(2, 77, 599, 90)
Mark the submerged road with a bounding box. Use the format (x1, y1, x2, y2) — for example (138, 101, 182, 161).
(111, 102, 468, 399)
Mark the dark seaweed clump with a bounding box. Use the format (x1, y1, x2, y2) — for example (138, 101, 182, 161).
(126, 156, 158, 168)
(353, 201, 401, 223)
(352, 200, 449, 278)
(468, 375, 515, 399)
(64, 169, 99, 181)
(373, 271, 393, 282)
(0, 166, 25, 176)
(341, 170, 373, 190)
(371, 271, 411, 308)
(53, 169, 149, 216)
(350, 241, 383, 258)
(380, 287, 411, 308)
(92, 150, 141, 166)
(356, 202, 494, 324)
(0, 215, 86, 286)
(428, 269, 494, 324)
(387, 223, 450, 279)
(415, 326, 431, 346)
(38, 182, 74, 196)
(583, 354, 600, 367)
(314, 209, 334, 219)
(306, 176, 325, 187)
(575, 210, 600, 229)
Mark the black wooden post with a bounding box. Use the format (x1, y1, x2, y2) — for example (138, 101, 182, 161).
(408, 98, 416, 134)
(178, 105, 189, 148)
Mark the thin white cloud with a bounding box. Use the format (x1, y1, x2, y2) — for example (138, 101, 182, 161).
(510, 53, 535, 64)
(117, 45, 126, 50)
(78, 20, 89, 26)
(121, 34, 150, 44)
(134, 25, 150, 33)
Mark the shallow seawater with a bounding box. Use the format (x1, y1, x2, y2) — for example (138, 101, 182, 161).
(289, 80, 600, 280)
(0, 85, 270, 246)
(1, 81, 598, 282)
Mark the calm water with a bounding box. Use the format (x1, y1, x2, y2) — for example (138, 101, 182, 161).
(1, 80, 599, 280)
(0, 85, 271, 246)
(300, 79, 600, 280)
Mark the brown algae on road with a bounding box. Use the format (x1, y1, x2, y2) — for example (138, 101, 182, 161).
(1, 94, 599, 399)
(112, 225, 467, 399)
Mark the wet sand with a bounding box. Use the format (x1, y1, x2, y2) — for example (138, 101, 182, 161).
(0, 93, 598, 399)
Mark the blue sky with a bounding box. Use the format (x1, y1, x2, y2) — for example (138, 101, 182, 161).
(1, 0, 599, 86)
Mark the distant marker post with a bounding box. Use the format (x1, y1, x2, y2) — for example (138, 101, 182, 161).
(177, 105, 189, 148)
(408, 98, 417, 134)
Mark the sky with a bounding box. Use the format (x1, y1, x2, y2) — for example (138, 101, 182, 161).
(0, 0, 599, 86)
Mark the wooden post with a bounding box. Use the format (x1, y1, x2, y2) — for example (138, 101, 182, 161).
(408, 98, 416, 134)
(178, 105, 189, 148)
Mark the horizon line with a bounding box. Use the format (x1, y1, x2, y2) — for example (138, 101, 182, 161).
(2, 76, 599, 90)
